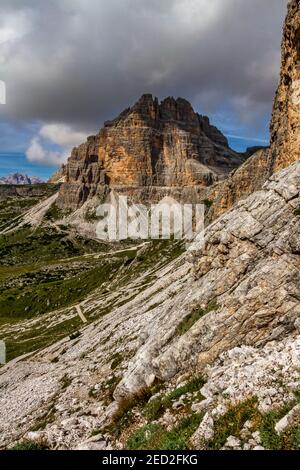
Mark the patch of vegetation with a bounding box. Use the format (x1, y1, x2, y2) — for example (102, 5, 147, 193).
(104, 375, 205, 439)
(0, 258, 123, 321)
(167, 376, 206, 401)
(109, 403, 136, 436)
(144, 376, 205, 421)
(0, 185, 58, 229)
(175, 301, 219, 336)
(0, 226, 108, 267)
(44, 203, 68, 221)
(5, 315, 82, 362)
(0, 197, 40, 226)
(10, 440, 49, 450)
(69, 331, 81, 341)
(259, 394, 300, 450)
(203, 199, 213, 209)
(30, 403, 57, 432)
(146, 301, 163, 312)
(0, 233, 183, 311)
(105, 375, 122, 400)
(84, 209, 99, 222)
(106, 389, 153, 436)
(134, 240, 185, 271)
(90, 428, 102, 437)
(208, 397, 258, 450)
(110, 352, 123, 370)
(0, 236, 186, 363)
(294, 208, 300, 216)
(126, 413, 204, 450)
(60, 374, 72, 390)
(208, 392, 300, 450)
(143, 396, 166, 422)
(126, 423, 162, 450)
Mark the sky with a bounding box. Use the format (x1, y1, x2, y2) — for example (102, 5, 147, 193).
(0, 0, 287, 180)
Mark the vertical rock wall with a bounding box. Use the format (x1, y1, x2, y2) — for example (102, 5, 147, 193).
(270, 0, 300, 171)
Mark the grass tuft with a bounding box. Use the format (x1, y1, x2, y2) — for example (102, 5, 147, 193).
(144, 375, 205, 421)
(175, 301, 219, 336)
(10, 440, 49, 451)
(208, 397, 258, 449)
(110, 352, 123, 370)
(294, 208, 300, 216)
(126, 413, 204, 450)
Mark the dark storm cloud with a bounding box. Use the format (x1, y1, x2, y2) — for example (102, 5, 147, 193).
(0, 0, 287, 162)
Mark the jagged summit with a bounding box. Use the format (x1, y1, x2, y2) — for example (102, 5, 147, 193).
(105, 94, 230, 147)
(0, 173, 43, 185)
(52, 94, 243, 210)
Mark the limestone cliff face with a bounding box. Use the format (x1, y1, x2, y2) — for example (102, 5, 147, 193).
(48, 166, 66, 184)
(270, 0, 300, 171)
(203, 0, 300, 220)
(206, 149, 271, 220)
(55, 95, 242, 210)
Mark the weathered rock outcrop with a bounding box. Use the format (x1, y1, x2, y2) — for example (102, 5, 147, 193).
(206, 148, 271, 220)
(55, 95, 243, 210)
(116, 160, 300, 399)
(270, 0, 300, 171)
(48, 166, 66, 184)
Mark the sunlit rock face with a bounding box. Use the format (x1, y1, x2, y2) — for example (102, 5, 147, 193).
(54, 94, 242, 210)
(270, 0, 300, 172)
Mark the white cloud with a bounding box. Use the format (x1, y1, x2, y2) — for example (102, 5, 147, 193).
(40, 124, 87, 148)
(0, 0, 287, 130)
(26, 137, 64, 165)
(172, 0, 222, 30)
(26, 123, 88, 165)
(0, 11, 32, 45)
(226, 134, 269, 144)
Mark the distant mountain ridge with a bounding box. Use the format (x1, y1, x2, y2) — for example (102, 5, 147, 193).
(0, 172, 43, 185)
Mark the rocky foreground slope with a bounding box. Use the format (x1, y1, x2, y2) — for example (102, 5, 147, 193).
(0, 160, 299, 450)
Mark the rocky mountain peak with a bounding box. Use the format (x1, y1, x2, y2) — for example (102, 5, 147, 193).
(53, 94, 243, 210)
(0, 173, 43, 185)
